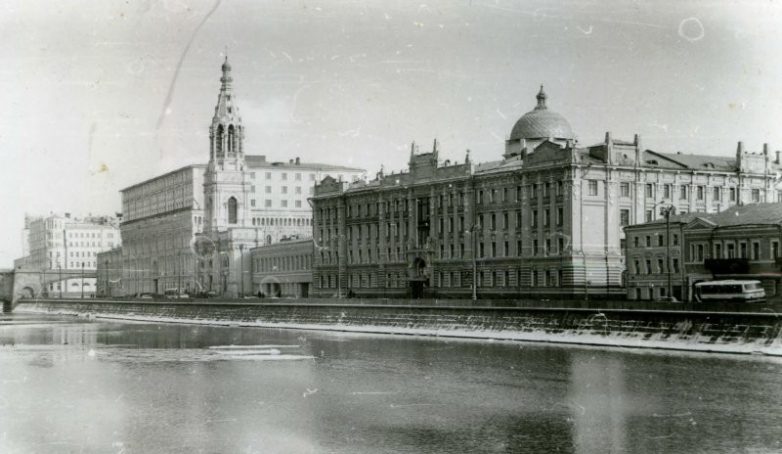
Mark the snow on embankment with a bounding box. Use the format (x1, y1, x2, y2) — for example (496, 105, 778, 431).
(14, 299, 782, 355)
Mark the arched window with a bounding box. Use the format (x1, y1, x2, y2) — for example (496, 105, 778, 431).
(266, 234, 272, 245)
(227, 125, 235, 154)
(216, 125, 224, 155)
(228, 197, 238, 224)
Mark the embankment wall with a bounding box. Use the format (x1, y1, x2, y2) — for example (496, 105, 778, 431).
(14, 299, 782, 356)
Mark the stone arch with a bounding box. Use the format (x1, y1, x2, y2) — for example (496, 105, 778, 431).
(19, 286, 35, 299)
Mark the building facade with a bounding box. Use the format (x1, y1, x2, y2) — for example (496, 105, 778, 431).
(626, 203, 782, 302)
(114, 58, 364, 297)
(96, 247, 123, 297)
(251, 237, 313, 298)
(14, 213, 120, 297)
(311, 87, 782, 299)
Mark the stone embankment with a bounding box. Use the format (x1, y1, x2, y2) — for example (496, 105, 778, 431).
(14, 298, 782, 356)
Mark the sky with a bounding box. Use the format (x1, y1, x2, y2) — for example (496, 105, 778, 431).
(1, 0, 782, 267)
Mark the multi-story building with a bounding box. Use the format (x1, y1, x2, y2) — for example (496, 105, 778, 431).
(14, 213, 120, 297)
(626, 203, 782, 302)
(311, 86, 782, 299)
(251, 236, 313, 298)
(113, 57, 364, 297)
(96, 247, 123, 297)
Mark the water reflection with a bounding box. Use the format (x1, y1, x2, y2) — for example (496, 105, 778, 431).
(1, 314, 782, 453)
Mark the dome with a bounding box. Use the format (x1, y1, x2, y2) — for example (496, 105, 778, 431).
(509, 86, 575, 141)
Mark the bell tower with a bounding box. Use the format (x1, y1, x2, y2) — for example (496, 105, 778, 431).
(203, 56, 250, 232)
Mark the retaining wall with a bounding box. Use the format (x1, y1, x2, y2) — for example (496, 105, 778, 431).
(14, 299, 782, 356)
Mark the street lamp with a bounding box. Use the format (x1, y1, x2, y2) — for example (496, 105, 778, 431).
(239, 245, 245, 298)
(81, 261, 85, 299)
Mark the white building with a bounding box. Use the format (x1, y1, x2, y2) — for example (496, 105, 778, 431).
(15, 213, 120, 297)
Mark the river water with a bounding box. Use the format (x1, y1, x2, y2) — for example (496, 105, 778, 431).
(1, 314, 781, 454)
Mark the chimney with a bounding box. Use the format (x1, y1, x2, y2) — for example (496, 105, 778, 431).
(295, 157, 300, 165)
(736, 141, 744, 167)
(776, 150, 780, 164)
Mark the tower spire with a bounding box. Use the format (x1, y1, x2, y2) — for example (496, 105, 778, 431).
(220, 54, 233, 91)
(535, 84, 547, 110)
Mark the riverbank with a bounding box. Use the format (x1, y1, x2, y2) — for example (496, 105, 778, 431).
(13, 298, 782, 356)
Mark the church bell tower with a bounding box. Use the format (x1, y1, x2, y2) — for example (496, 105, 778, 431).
(203, 56, 250, 232)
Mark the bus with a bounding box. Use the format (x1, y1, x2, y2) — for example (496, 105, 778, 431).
(693, 280, 766, 303)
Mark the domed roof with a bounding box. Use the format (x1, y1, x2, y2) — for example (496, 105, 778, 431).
(509, 86, 575, 141)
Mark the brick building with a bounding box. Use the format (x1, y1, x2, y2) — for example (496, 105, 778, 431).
(625, 203, 782, 301)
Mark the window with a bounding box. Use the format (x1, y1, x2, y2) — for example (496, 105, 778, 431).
(620, 209, 630, 226)
(773, 241, 780, 259)
(664, 184, 671, 199)
(544, 209, 550, 227)
(265, 172, 272, 179)
(657, 235, 664, 247)
(673, 259, 680, 273)
(752, 189, 761, 202)
(729, 188, 736, 201)
(265, 186, 272, 193)
(265, 200, 272, 207)
(295, 200, 302, 208)
(645, 259, 652, 274)
(713, 187, 721, 202)
(251, 199, 256, 207)
(645, 184, 653, 198)
(282, 172, 288, 180)
(645, 210, 653, 222)
(673, 234, 679, 246)
(281, 200, 288, 208)
(282, 186, 288, 194)
(295, 186, 302, 194)
(533, 240, 538, 256)
(531, 210, 538, 228)
(633, 236, 639, 248)
(295, 173, 301, 181)
(714, 243, 722, 258)
(752, 242, 760, 260)
(696, 186, 704, 200)
(588, 180, 598, 196)
(227, 197, 238, 224)
(657, 258, 665, 273)
(740, 242, 747, 258)
(620, 183, 630, 197)
(557, 207, 563, 226)
(680, 186, 688, 200)
(645, 236, 651, 247)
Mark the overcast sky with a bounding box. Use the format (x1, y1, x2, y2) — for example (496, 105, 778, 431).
(2, 0, 781, 267)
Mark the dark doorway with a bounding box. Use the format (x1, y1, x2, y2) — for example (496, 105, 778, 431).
(411, 281, 424, 299)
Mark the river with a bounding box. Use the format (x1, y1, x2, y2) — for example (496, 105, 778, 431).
(1, 313, 781, 453)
